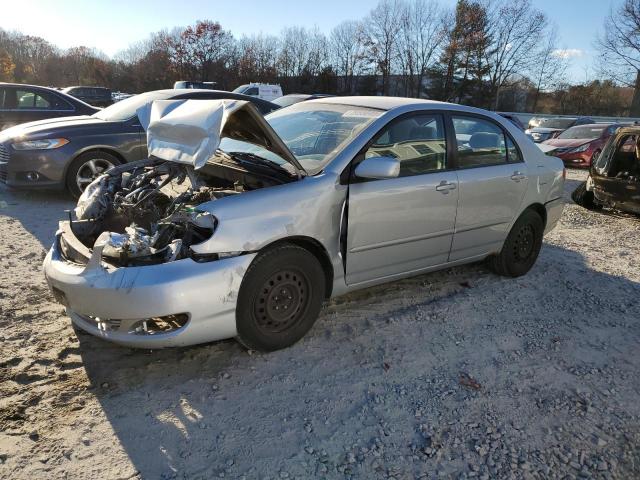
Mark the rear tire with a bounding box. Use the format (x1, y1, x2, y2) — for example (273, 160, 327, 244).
(236, 244, 326, 352)
(489, 209, 544, 277)
(65, 151, 121, 198)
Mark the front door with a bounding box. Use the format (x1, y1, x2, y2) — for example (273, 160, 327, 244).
(346, 113, 458, 285)
(448, 115, 529, 261)
(592, 132, 640, 213)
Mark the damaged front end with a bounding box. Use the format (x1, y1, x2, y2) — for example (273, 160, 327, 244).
(44, 98, 304, 347)
(62, 158, 242, 267)
(59, 98, 303, 268)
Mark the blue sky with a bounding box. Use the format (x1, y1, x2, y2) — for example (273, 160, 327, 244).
(1, 0, 619, 83)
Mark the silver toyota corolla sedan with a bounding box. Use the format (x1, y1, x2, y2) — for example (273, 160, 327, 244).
(43, 97, 565, 351)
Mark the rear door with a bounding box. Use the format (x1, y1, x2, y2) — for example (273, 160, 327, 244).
(449, 115, 528, 261)
(345, 112, 458, 285)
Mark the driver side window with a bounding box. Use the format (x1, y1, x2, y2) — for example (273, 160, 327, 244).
(364, 114, 447, 177)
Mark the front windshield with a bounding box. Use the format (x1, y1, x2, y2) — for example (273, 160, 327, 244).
(539, 118, 575, 129)
(232, 85, 249, 93)
(558, 125, 605, 140)
(93, 91, 171, 121)
(218, 103, 383, 175)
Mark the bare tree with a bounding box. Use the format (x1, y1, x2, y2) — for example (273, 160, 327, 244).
(363, 0, 404, 95)
(485, 0, 548, 109)
(529, 26, 568, 112)
(277, 27, 328, 90)
(235, 34, 280, 83)
(596, 0, 640, 115)
(278, 27, 309, 80)
(397, 0, 447, 97)
(330, 21, 365, 94)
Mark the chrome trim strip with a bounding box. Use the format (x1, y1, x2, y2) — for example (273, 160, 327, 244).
(454, 220, 509, 234)
(350, 229, 455, 253)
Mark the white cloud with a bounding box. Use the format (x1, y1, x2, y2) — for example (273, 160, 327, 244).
(552, 49, 584, 59)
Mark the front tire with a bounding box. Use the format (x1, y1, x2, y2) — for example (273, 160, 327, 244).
(571, 181, 602, 210)
(65, 151, 121, 198)
(489, 209, 544, 277)
(236, 244, 326, 352)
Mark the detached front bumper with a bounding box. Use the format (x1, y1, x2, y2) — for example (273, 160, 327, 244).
(43, 232, 256, 348)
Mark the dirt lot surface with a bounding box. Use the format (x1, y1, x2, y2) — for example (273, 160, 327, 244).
(1, 169, 639, 480)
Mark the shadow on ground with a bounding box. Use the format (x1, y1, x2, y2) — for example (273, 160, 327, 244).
(74, 242, 640, 479)
(0, 184, 74, 249)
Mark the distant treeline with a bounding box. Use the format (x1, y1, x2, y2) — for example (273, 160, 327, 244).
(0, 0, 638, 116)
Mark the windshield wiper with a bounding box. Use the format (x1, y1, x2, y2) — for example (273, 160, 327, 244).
(225, 151, 295, 177)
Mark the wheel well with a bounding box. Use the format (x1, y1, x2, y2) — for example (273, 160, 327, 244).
(65, 148, 126, 178)
(526, 203, 547, 228)
(261, 237, 334, 298)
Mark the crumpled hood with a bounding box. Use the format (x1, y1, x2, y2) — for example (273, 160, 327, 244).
(137, 99, 305, 175)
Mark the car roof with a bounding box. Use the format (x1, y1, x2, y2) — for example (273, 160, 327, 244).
(63, 86, 110, 89)
(312, 95, 451, 111)
(614, 125, 640, 134)
(0, 82, 64, 91)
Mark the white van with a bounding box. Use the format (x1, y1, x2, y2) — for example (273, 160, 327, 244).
(233, 83, 283, 101)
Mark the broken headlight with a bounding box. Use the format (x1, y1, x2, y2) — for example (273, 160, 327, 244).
(97, 211, 217, 267)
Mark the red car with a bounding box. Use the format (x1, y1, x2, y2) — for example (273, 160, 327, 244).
(542, 123, 622, 168)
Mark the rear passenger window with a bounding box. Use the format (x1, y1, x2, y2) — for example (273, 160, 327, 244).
(506, 136, 522, 163)
(452, 116, 508, 168)
(0, 88, 5, 109)
(16, 90, 51, 109)
(365, 114, 447, 176)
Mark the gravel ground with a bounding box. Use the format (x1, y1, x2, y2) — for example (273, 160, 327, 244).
(0, 169, 639, 480)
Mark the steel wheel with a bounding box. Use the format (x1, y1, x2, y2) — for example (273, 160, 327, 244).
(236, 243, 326, 352)
(75, 158, 115, 191)
(488, 209, 543, 278)
(254, 268, 311, 334)
(513, 224, 535, 262)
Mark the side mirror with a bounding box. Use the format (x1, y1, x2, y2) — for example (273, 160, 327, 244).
(354, 156, 400, 180)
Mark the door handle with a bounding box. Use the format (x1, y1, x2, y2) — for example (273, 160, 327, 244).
(435, 181, 457, 193)
(511, 171, 527, 182)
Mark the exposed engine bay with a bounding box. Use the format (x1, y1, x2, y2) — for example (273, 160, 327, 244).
(60, 156, 294, 267)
